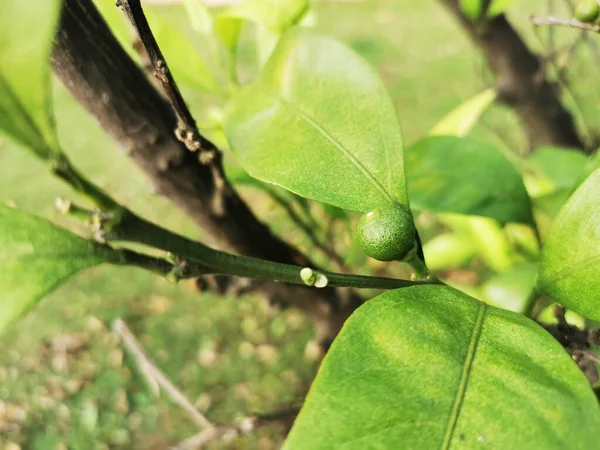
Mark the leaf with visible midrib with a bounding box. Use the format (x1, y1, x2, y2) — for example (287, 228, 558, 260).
(0, 205, 119, 333)
(224, 27, 407, 213)
(538, 169, 600, 320)
(284, 285, 600, 449)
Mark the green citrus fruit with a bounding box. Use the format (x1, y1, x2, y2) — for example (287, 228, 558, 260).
(575, 0, 600, 23)
(355, 205, 416, 261)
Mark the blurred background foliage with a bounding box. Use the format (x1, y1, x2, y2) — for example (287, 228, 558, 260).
(1, 0, 597, 448)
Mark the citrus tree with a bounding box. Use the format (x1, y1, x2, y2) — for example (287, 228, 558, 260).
(2, 0, 600, 447)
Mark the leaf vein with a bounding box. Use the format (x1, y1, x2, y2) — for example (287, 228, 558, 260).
(262, 85, 394, 205)
(441, 302, 486, 449)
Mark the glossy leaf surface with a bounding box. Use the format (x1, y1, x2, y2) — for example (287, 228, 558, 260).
(539, 170, 600, 320)
(225, 28, 407, 213)
(0, 206, 117, 333)
(406, 136, 533, 224)
(0, 0, 61, 155)
(285, 285, 600, 449)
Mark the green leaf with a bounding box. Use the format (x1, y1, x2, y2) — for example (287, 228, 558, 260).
(538, 169, 600, 320)
(285, 285, 600, 449)
(0, 0, 61, 156)
(0, 205, 118, 333)
(529, 146, 588, 192)
(225, 28, 408, 213)
(406, 136, 533, 224)
(430, 89, 496, 138)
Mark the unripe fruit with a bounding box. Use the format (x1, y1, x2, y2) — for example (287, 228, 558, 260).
(355, 205, 416, 262)
(575, 0, 600, 23)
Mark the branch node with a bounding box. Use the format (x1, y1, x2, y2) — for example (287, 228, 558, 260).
(118, 0, 213, 159)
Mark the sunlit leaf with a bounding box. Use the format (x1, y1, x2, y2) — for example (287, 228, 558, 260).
(538, 169, 600, 320)
(225, 28, 408, 213)
(285, 286, 600, 449)
(0, 205, 119, 333)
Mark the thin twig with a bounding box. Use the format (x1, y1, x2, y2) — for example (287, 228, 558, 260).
(530, 15, 600, 32)
(171, 419, 255, 450)
(172, 410, 299, 450)
(530, 25, 595, 149)
(268, 190, 350, 271)
(547, 0, 556, 55)
(116, 0, 214, 161)
(112, 318, 215, 430)
(562, 0, 600, 64)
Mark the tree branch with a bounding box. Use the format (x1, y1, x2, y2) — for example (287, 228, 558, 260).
(113, 318, 214, 429)
(439, 0, 586, 151)
(51, 0, 364, 345)
(113, 318, 299, 450)
(530, 15, 600, 32)
(116, 0, 210, 159)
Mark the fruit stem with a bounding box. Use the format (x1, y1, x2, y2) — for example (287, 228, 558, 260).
(405, 250, 431, 281)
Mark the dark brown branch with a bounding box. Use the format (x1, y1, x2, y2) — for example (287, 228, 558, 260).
(51, 0, 362, 345)
(116, 0, 209, 159)
(440, 0, 586, 151)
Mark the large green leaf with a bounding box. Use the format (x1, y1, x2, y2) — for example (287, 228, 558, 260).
(0, 205, 118, 332)
(406, 136, 533, 224)
(538, 169, 600, 320)
(0, 0, 61, 155)
(430, 89, 496, 138)
(285, 285, 600, 449)
(225, 28, 408, 213)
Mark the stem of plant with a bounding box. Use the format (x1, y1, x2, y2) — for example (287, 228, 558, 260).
(89, 208, 436, 290)
(51, 155, 121, 211)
